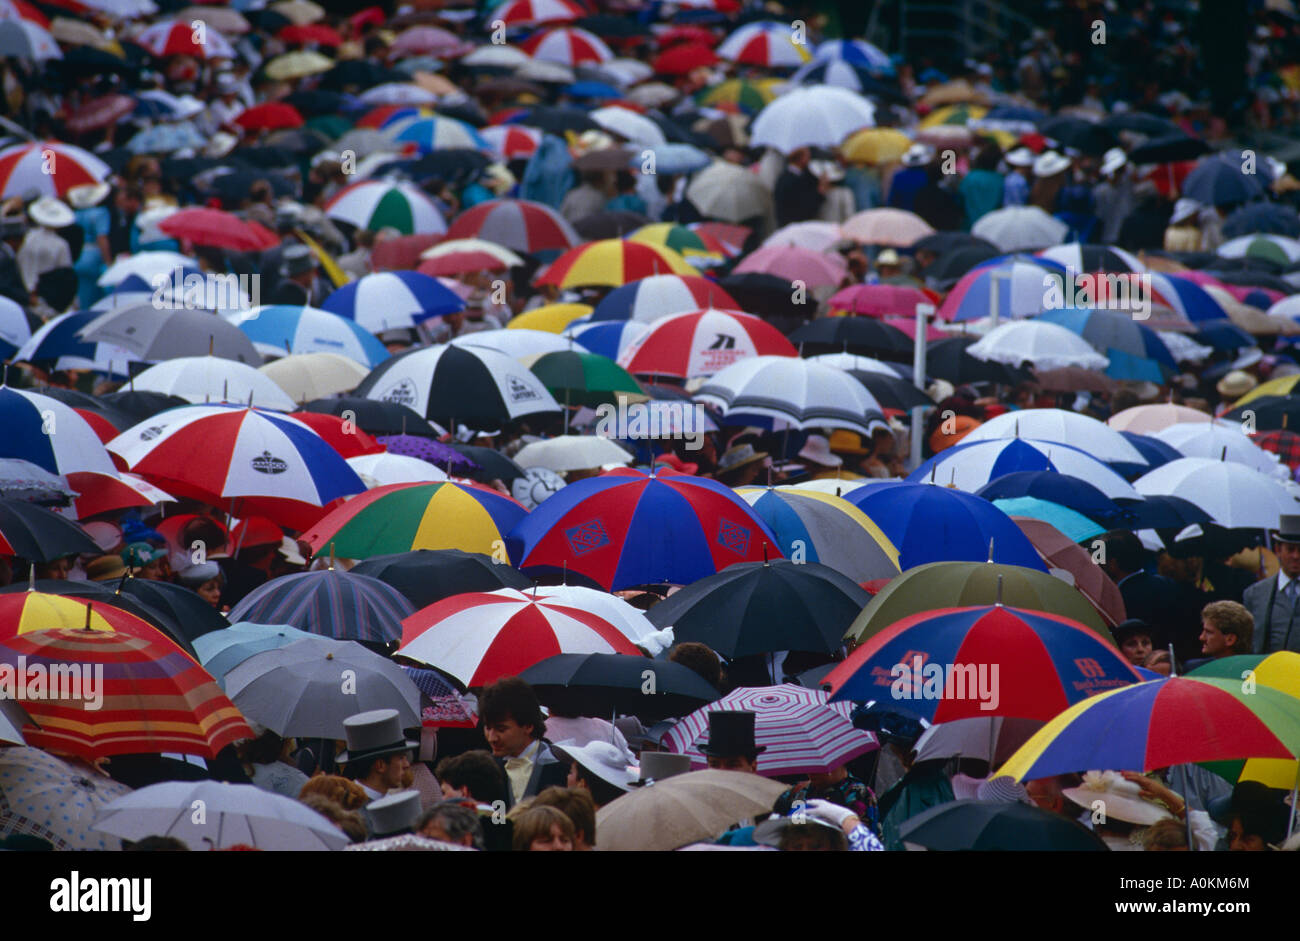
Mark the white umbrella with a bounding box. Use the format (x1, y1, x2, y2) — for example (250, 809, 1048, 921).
(462, 45, 529, 67)
(960, 408, 1147, 467)
(806, 352, 906, 377)
(98, 251, 197, 288)
(452, 328, 573, 360)
(1152, 422, 1287, 478)
(1134, 457, 1298, 529)
(92, 781, 349, 851)
(1219, 234, 1300, 263)
(762, 220, 845, 251)
(1157, 330, 1215, 363)
(750, 85, 875, 154)
(972, 206, 1068, 252)
(913, 438, 1140, 499)
(127, 356, 297, 411)
(589, 106, 666, 146)
(513, 435, 632, 472)
(695, 356, 888, 434)
(259, 353, 370, 403)
(421, 238, 525, 267)
(685, 161, 773, 224)
(347, 451, 449, 486)
(966, 321, 1109, 371)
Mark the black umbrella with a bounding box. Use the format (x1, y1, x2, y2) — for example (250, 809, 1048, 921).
(228, 146, 300, 170)
(317, 60, 401, 91)
(264, 127, 331, 156)
(843, 370, 932, 410)
(789, 317, 912, 359)
(519, 653, 720, 720)
(0, 500, 99, 562)
(371, 150, 491, 185)
(646, 559, 870, 658)
(115, 577, 228, 641)
(98, 390, 189, 422)
(448, 444, 525, 484)
(911, 232, 998, 256)
(351, 549, 532, 609)
(924, 243, 1002, 287)
(1127, 134, 1210, 165)
(516, 105, 603, 135)
(926, 336, 1033, 384)
(1119, 494, 1213, 530)
(1038, 116, 1116, 156)
(1224, 395, 1300, 432)
(474, 77, 547, 99)
(573, 210, 650, 240)
(1223, 202, 1300, 238)
(719, 272, 817, 325)
(284, 90, 351, 117)
(898, 799, 1107, 850)
(435, 100, 488, 128)
(1101, 112, 1181, 137)
(1183, 156, 1268, 207)
(31, 387, 134, 432)
(1205, 268, 1295, 293)
(299, 397, 442, 438)
(575, 14, 648, 37)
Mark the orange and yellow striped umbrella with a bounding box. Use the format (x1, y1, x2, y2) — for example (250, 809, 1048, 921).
(534, 239, 698, 288)
(506, 303, 594, 333)
(0, 591, 192, 657)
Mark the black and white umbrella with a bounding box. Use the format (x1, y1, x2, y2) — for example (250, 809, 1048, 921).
(355, 343, 561, 429)
(695, 356, 888, 435)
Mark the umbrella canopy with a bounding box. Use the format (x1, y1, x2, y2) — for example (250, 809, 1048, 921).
(158, 208, 278, 252)
(734, 486, 900, 583)
(909, 438, 1139, 500)
(227, 568, 414, 646)
(323, 179, 447, 235)
(1011, 516, 1128, 628)
(78, 306, 261, 365)
(971, 206, 1068, 252)
(506, 467, 782, 590)
(94, 780, 350, 851)
(663, 684, 876, 776)
(260, 353, 372, 404)
(536, 239, 697, 288)
(684, 160, 773, 224)
(519, 652, 719, 720)
(617, 309, 796, 379)
(520, 26, 614, 65)
(194, 622, 317, 685)
(595, 769, 786, 851)
(1133, 457, 1297, 529)
(786, 316, 912, 358)
(350, 548, 532, 609)
(0, 590, 196, 658)
(825, 605, 1140, 720)
(589, 275, 738, 324)
(718, 20, 812, 67)
(513, 435, 632, 473)
(301, 480, 527, 560)
(899, 800, 1106, 851)
(1153, 422, 1286, 477)
(966, 321, 1108, 371)
(0, 747, 132, 851)
(841, 208, 934, 247)
(321, 271, 466, 333)
(396, 587, 643, 686)
(1182, 154, 1269, 206)
(646, 559, 870, 657)
(0, 387, 115, 477)
(0, 140, 109, 198)
(0, 498, 98, 561)
(296, 397, 441, 440)
(1107, 404, 1226, 435)
(0, 629, 250, 760)
(528, 351, 642, 409)
(695, 356, 888, 435)
(1187, 652, 1300, 789)
(446, 198, 580, 253)
(750, 85, 874, 153)
(1036, 308, 1175, 381)
(229, 306, 390, 369)
(348, 452, 448, 487)
(960, 408, 1148, 468)
(732, 243, 847, 288)
(225, 636, 420, 737)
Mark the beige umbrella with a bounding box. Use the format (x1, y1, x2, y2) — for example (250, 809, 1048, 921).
(595, 770, 786, 851)
(178, 6, 251, 35)
(265, 50, 334, 81)
(919, 79, 988, 107)
(1107, 403, 1223, 434)
(413, 71, 459, 96)
(685, 161, 772, 224)
(1203, 285, 1300, 336)
(49, 17, 108, 47)
(260, 352, 369, 403)
(269, 0, 325, 25)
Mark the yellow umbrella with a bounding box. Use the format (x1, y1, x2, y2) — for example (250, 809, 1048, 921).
(260, 353, 369, 403)
(269, 0, 325, 25)
(295, 230, 350, 289)
(535, 239, 698, 288)
(919, 79, 989, 108)
(1188, 652, 1300, 790)
(919, 103, 988, 128)
(1234, 373, 1300, 408)
(840, 128, 911, 165)
(507, 303, 593, 333)
(265, 50, 334, 81)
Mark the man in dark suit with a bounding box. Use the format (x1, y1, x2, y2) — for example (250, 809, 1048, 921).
(479, 677, 568, 808)
(1243, 515, 1300, 654)
(1101, 531, 1189, 658)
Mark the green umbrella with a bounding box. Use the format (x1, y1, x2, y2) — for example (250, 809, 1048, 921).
(530, 350, 645, 432)
(307, 115, 353, 139)
(846, 560, 1111, 644)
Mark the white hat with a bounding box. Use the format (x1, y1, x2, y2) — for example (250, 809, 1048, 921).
(1170, 197, 1200, 225)
(1063, 770, 1174, 826)
(204, 131, 239, 159)
(1231, 347, 1264, 370)
(797, 434, 843, 468)
(172, 95, 205, 121)
(1004, 146, 1035, 168)
(901, 143, 935, 167)
(808, 159, 845, 182)
(1100, 147, 1128, 176)
(28, 196, 74, 228)
(552, 740, 637, 792)
(278, 536, 307, 566)
(135, 203, 180, 243)
(1033, 150, 1071, 178)
(67, 182, 110, 210)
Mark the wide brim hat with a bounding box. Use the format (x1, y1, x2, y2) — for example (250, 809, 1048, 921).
(715, 444, 768, 475)
(28, 197, 74, 228)
(86, 555, 128, 581)
(1063, 770, 1174, 826)
(1215, 369, 1257, 399)
(797, 435, 842, 467)
(552, 740, 637, 792)
(67, 182, 111, 210)
(1033, 150, 1071, 177)
(1170, 198, 1200, 225)
(828, 429, 869, 455)
(901, 143, 935, 167)
(1099, 147, 1128, 176)
(1004, 147, 1035, 167)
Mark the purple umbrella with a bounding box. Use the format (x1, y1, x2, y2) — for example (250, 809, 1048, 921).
(377, 434, 479, 473)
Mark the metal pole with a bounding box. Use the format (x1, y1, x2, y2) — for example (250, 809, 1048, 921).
(909, 303, 933, 472)
(989, 268, 1007, 328)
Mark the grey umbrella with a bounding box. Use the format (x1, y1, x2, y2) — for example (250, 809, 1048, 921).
(76, 304, 262, 365)
(223, 636, 420, 737)
(1, 698, 33, 745)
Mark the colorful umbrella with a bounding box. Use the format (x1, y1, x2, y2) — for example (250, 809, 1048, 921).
(828, 284, 940, 318)
(134, 18, 235, 58)
(227, 568, 414, 645)
(732, 244, 848, 289)
(321, 271, 465, 333)
(0, 386, 115, 476)
(478, 124, 544, 160)
(935, 256, 1062, 322)
(0, 140, 109, 198)
(629, 224, 727, 267)
(908, 437, 1140, 500)
(840, 127, 912, 165)
(535, 239, 698, 288)
(530, 349, 643, 408)
(1188, 653, 1300, 789)
(508, 303, 593, 334)
(617, 309, 797, 379)
(228, 306, 391, 369)
(301, 480, 527, 560)
(718, 20, 812, 68)
(324, 179, 447, 235)
(389, 114, 489, 152)
(588, 274, 738, 324)
(693, 78, 775, 115)
(962, 408, 1148, 468)
(446, 198, 580, 253)
(493, 0, 585, 26)
(506, 467, 782, 590)
(521, 26, 613, 65)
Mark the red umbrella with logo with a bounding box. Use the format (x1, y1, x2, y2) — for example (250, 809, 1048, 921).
(616, 308, 797, 379)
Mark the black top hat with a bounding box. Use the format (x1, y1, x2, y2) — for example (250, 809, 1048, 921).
(336, 709, 418, 765)
(1273, 515, 1300, 544)
(698, 710, 766, 758)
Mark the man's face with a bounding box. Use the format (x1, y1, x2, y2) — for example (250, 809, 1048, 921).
(706, 754, 756, 774)
(421, 819, 474, 847)
(1229, 818, 1268, 851)
(376, 752, 411, 789)
(1120, 634, 1152, 666)
(529, 824, 572, 851)
(1277, 541, 1300, 578)
(1199, 620, 1234, 658)
(439, 780, 468, 801)
(484, 717, 533, 757)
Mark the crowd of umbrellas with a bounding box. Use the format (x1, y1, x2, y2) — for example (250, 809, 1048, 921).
(0, 0, 1298, 855)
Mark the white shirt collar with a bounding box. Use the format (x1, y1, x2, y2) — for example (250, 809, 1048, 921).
(1279, 570, 1297, 593)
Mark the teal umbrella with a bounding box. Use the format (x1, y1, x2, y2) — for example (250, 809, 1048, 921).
(991, 496, 1105, 543)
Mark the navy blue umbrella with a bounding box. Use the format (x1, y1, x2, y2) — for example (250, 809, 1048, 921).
(1118, 431, 1184, 471)
(1182, 154, 1269, 206)
(1223, 202, 1300, 238)
(974, 471, 1123, 523)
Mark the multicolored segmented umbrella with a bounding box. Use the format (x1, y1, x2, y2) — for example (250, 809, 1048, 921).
(997, 676, 1300, 782)
(617, 309, 797, 379)
(388, 114, 489, 152)
(478, 123, 544, 160)
(226, 568, 414, 645)
(588, 274, 739, 323)
(520, 26, 614, 65)
(446, 198, 580, 254)
(0, 591, 189, 651)
(397, 587, 643, 687)
(0, 629, 251, 760)
(663, 685, 877, 777)
(302, 480, 528, 560)
(0, 140, 110, 198)
(694, 78, 778, 114)
(630, 223, 726, 267)
(825, 605, 1141, 723)
(1188, 653, 1300, 789)
(323, 179, 448, 235)
(506, 467, 782, 590)
(534, 239, 698, 288)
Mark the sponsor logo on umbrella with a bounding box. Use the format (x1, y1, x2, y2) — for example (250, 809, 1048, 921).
(250, 451, 288, 474)
(138, 426, 166, 441)
(507, 374, 540, 403)
(381, 378, 418, 408)
(716, 518, 751, 555)
(565, 518, 610, 555)
(707, 333, 736, 350)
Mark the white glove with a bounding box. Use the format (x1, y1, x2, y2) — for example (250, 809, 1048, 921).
(801, 798, 856, 829)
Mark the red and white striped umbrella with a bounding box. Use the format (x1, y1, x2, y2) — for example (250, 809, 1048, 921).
(662, 684, 878, 777)
(0, 1, 50, 28)
(520, 26, 613, 66)
(717, 21, 812, 68)
(0, 141, 110, 198)
(445, 198, 580, 254)
(479, 124, 543, 160)
(396, 587, 643, 687)
(491, 0, 585, 26)
(0, 17, 58, 59)
(617, 308, 798, 379)
(65, 471, 176, 520)
(590, 274, 740, 324)
(134, 18, 236, 59)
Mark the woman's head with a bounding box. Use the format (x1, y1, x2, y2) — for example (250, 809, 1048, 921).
(511, 805, 575, 852)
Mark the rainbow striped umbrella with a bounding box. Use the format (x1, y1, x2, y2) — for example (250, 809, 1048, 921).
(534, 239, 698, 288)
(1188, 653, 1300, 789)
(997, 676, 1300, 782)
(0, 592, 194, 657)
(0, 629, 251, 760)
(662, 685, 877, 777)
(302, 480, 528, 560)
(693, 78, 777, 115)
(630, 223, 726, 267)
(824, 605, 1142, 722)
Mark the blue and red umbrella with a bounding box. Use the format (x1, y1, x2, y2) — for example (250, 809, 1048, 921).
(824, 605, 1141, 722)
(506, 467, 782, 590)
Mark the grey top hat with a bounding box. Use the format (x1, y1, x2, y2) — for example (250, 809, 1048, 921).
(337, 709, 418, 765)
(633, 751, 693, 785)
(366, 790, 422, 837)
(280, 243, 316, 278)
(1274, 514, 1300, 544)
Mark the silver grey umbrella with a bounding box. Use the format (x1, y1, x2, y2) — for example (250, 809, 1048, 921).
(76, 304, 262, 365)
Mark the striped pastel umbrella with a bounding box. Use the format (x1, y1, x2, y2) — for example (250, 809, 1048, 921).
(534, 239, 698, 288)
(324, 179, 447, 235)
(396, 587, 643, 687)
(717, 20, 812, 67)
(735, 486, 899, 583)
(321, 271, 465, 333)
(389, 115, 489, 153)
(824, 605, 1142, 722)
(520, 26, 613, 65)
(1188, 652, 1300, 790)
(506, 467, 782, 590)
(588, 274, 739, 323)
(617, 309, 797, 379)
(478, 124, 544, 160)
(0, 140, 110, 199)
(0, 629, 251, 760)
(227, 568, 414, 645)
(227, 306, 391, 368)
(997, 677, 1300, 782)
(446, 198, 580, 253)
(301, 480, 528, 560)
(663, 685, 877, 777)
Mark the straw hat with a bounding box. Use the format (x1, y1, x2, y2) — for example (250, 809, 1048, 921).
(28, 197, 74, 228)
(1215, 369, 1257, 399)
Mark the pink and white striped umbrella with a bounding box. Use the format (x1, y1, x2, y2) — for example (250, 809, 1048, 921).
(520, 26, 613, 65)
(491, 0, 585, 26)
(617, 308, 797, 379)
(479, 124, 543, 160)
(134, 19, 236, 59)
(0, 141, 110, 198)
(396, 588, 643, 687)
(662, 684, 878, 777)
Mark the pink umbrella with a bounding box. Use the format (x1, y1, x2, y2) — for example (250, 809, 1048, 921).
(841, 208, 934, 246)
(390, 26, 474, 57)
(732, 244, 848, 289)
(828, 283, 942, 317)
(762, 221, 844, 252)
